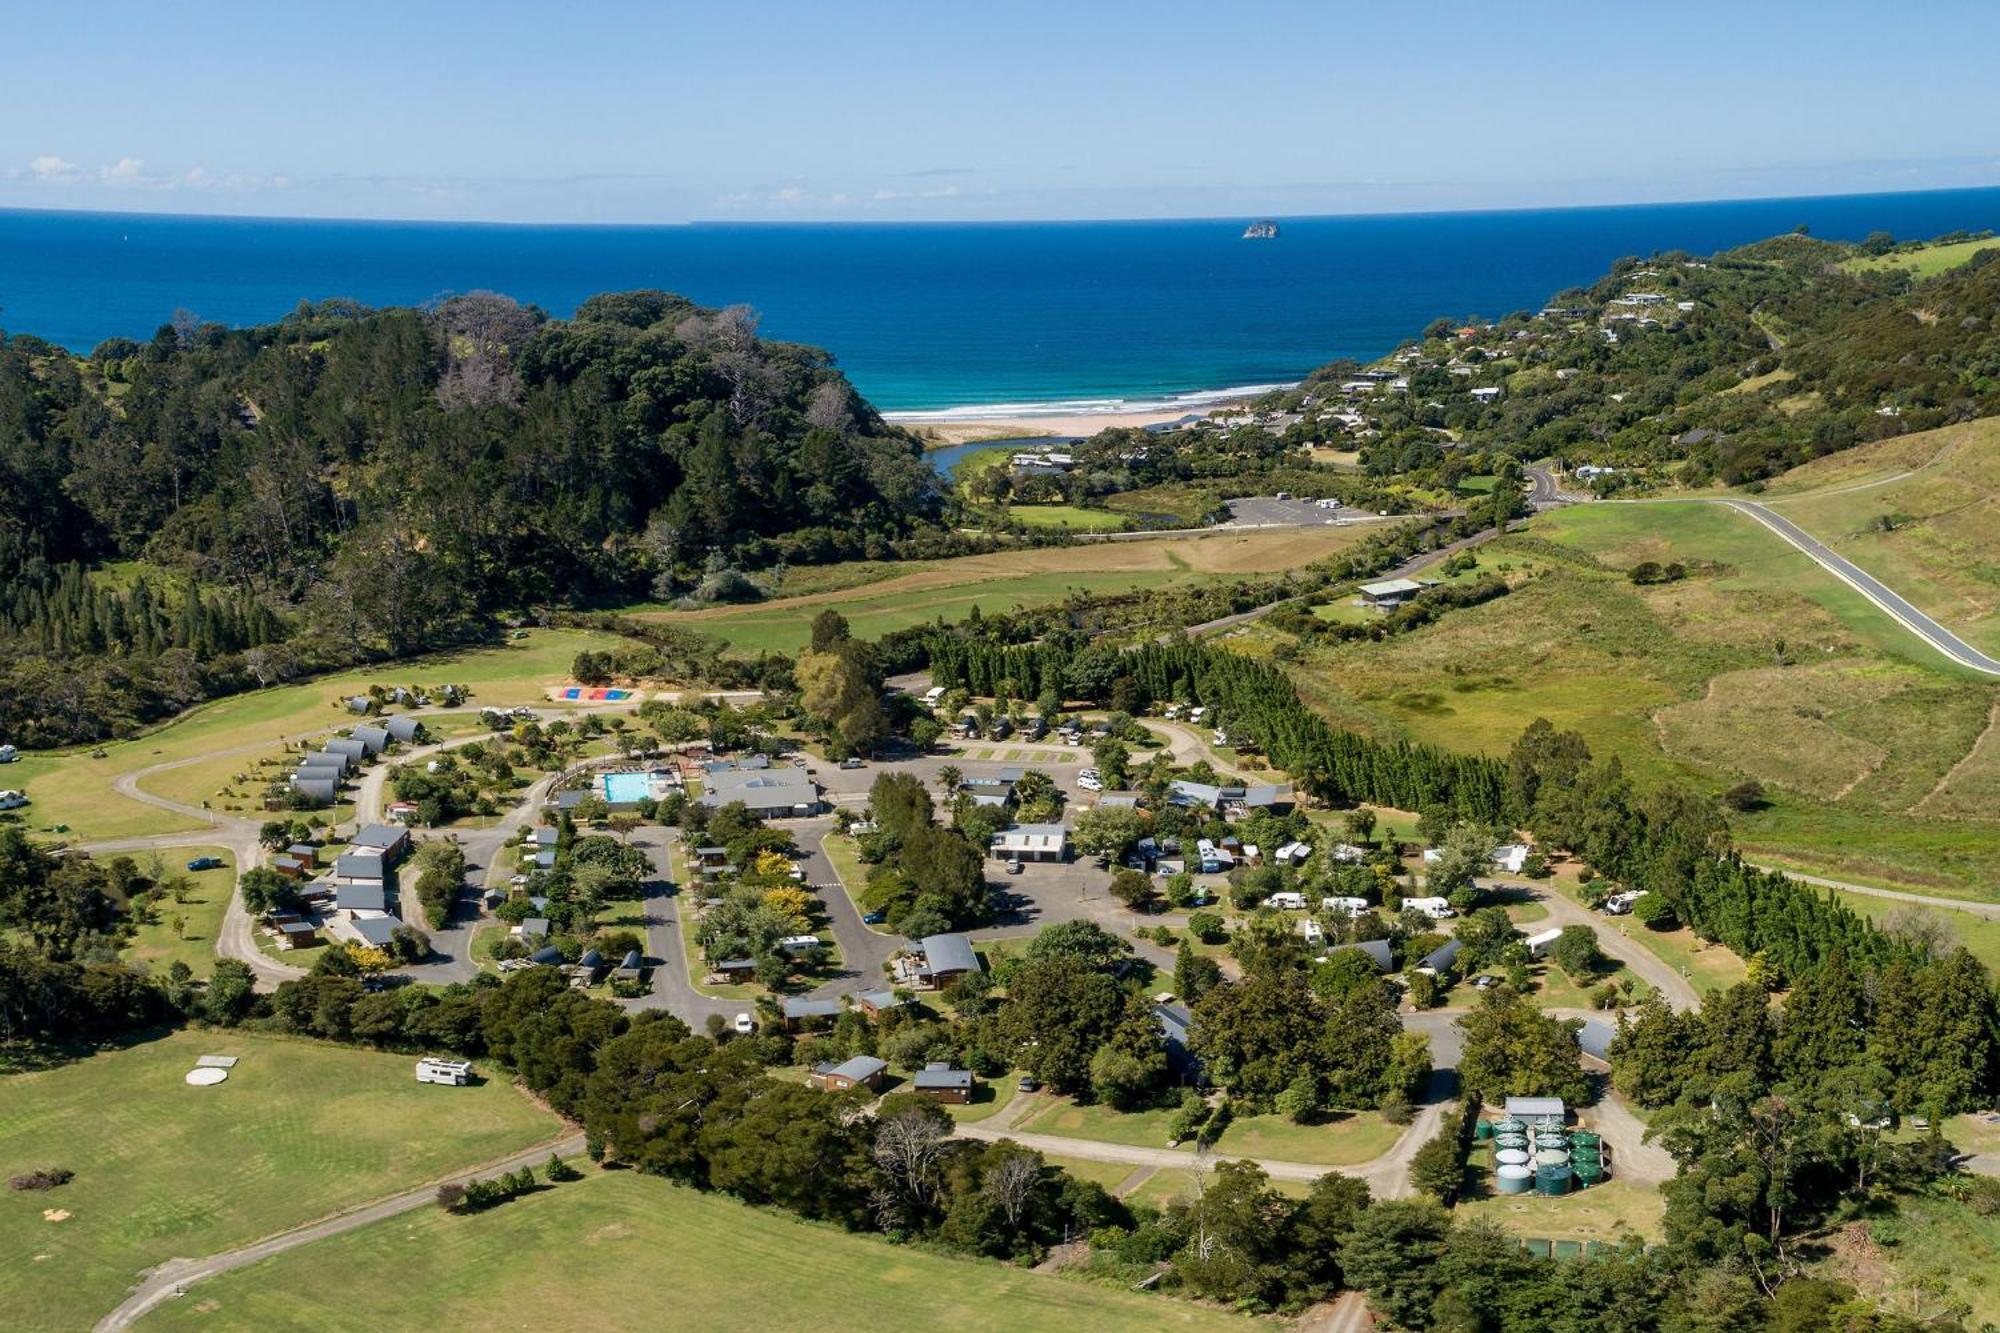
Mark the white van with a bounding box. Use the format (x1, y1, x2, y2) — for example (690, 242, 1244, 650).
(1403, 896, 1456, 921)
(1266, 891, 1306, 911)
(1321, 896, 1370, 915)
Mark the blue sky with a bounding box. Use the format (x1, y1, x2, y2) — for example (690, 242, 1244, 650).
(4, 1, 1998, 223)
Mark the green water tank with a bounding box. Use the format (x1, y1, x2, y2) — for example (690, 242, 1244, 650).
(1474, 1119, 1495, 1141)
(1534, 1164, 1573, 1196)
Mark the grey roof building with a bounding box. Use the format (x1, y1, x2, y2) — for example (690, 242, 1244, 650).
(1154, 1002, 1203, 1083)
(1576, 1018, 1616, 1063)
(334, 851, 384, 880)
(698, 765, 821, 817)
(290, 776, 339, 805)
(517, 917, 550, 939)
(384, 715, 423, 743)
(325, 737, 371, 760)
(781, 996, 842, 1022)
(350, 724, 391, 754)
(918, 932, 981, 981)
(913, 1063, 973, 1093)
(336, 881, 387, 913)
(350, 914, 398, 947)
(1417, 938, 1463, 974)
(1332, 939, 1395, 971)
(351, 824, 410, 861)
(302, 750, 352, 774)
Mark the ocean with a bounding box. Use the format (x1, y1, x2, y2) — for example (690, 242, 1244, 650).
(2, 188, 1997, 416)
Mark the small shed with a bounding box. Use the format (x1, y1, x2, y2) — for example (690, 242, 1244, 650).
(810, 1055, 888, 1093)
(912, 1062, 974, 1104)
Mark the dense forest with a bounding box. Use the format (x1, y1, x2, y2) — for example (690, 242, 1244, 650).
(0, 291, 942, 743)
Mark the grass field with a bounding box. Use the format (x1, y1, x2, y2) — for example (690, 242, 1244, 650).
(119, 847, 237, 979)
(139, 1168, 1250, 1333)
(1003, 503, 1129, 531)
(1828, 889, 2000, 975)
(1837, 236, 2000, 278)
(632, 526, 1382, 657)
(1015, 1097, 1400, 1166)
(1456, 1154, 1664, 1242)
(0, 1030, 561, 1331)
(1124, 1166, 1314, 1210)
(1280, 503, 2000, 896)
(1758, 419, 2000, 655)
(15, 629, 628, 843)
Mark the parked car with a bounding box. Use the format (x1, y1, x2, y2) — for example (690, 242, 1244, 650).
(840, 757, 865, 770)
(1017, 1075, 1042, 1093)
(862, 909, 887, 925)
(186, 856, 224, 872)
(0, 790, 29, 811)
(732, 1013, 756, 1034)
(1008, 859, 1024, 875)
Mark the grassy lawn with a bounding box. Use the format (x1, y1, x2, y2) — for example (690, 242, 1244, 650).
(1551, 882, 1749, 993)
(17, 629, 627, 843)
(1042, 1154, 1144, 1193)
(139, 1168, 1250, 1333)
(1124, 1167, 1315, 1211)
(119, 847, 237, 979)
(1830, 890, 2000, 975)
(1284, 506, 2000, 897)
(821, 834, 892, 936)
(1456, 1152, 1665, 1242)
(944, 1073, 1024, 1124)
(629, 527, 1380, 658)
(1837, 236, 2000, 278)
(1016, 1097, 1188, 1150)
(1002, 503, 1129, 531)
(0, 1029, 562, 1331)
(1213, 1111, 1404, 1166)
(1014, 1098, 1401, 1166)
(1824, 1191, 2000, 1331)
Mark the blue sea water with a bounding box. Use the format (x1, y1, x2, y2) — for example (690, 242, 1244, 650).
(2, 189, 1997, 415)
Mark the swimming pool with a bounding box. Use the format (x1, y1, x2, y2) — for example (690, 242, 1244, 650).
(601, 771, 652, 805)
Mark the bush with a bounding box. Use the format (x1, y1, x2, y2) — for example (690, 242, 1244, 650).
(545, 1154, 583, 1182)
(8, 1167, 74, 1192)
(1186, 910, 1226, 944)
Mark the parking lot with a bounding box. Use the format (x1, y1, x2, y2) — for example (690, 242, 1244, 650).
(1223, 494, 1356, 527)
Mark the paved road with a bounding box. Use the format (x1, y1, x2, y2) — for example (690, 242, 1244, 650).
(1720, 499, 2000, 676)
(97, 1131, 585, 1331)
(1745, 864, 2000, 921)
(1530, 889, 1700, 1011)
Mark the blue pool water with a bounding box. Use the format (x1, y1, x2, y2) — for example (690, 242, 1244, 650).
(601, 772, 652, 805)
(4, 188, 1997, 413)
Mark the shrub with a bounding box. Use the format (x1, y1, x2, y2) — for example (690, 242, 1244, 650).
(8, 1167, 74, 1192)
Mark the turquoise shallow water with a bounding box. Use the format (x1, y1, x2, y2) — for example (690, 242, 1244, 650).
(2, 189, 1996, 413)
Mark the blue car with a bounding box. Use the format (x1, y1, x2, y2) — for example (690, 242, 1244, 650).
(862, 910, 887, 925)
(186, 856, 224, 871)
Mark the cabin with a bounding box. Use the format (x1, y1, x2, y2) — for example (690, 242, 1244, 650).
(274, 920, 320, 949)
(350, 724, 391, 755)
(350, 824, 411, 864)
(810, 1055, 888, 1093)
(1417, 938, 1462, 976)
(351, 915, 399, 949)
(1358, 578, 1424, 609)
(912, 1062, 974, 1104)
(857, 989, 910, 1018)
(384, 715, 424, 744)
(1332, 939, 1394, 971)
(913, 933, 982, 988)
(1154, 1002, 1204, 1085)
(780, 996, 842, 1031)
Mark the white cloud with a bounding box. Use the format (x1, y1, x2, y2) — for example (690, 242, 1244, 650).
(99, 156, 146, 184)
(29, 154, 84, 183)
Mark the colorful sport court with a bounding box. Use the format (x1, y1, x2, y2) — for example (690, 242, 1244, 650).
(555, 687, 636, 701)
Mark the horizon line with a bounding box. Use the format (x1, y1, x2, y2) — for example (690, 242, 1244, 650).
(4, 181, 2000, 233)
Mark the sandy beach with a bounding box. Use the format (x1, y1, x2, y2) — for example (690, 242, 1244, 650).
(895, 402, 1257, 446)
